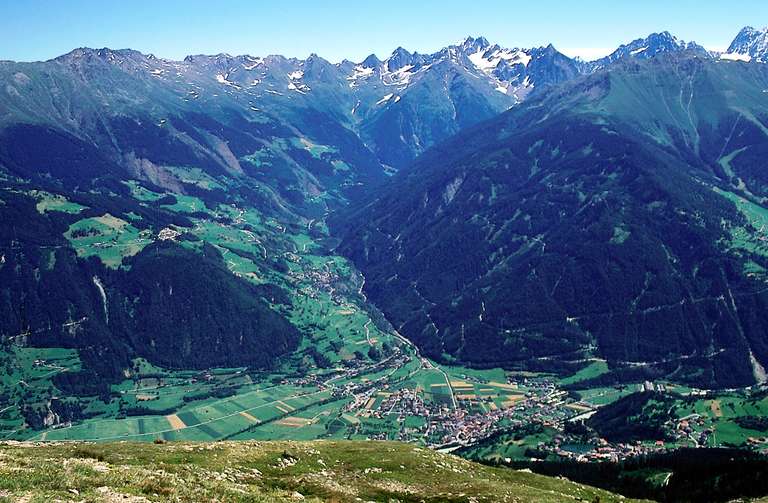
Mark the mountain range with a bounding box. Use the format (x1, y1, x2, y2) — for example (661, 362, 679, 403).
(11, 26, 765, 172)
(1, 24, 768, 396)
(336, 53, 768, 388)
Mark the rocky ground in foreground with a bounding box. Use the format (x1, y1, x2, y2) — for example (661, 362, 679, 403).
(0, 440, 646, 502)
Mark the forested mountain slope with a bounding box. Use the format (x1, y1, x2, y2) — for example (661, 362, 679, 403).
(336, 54, 768, 388)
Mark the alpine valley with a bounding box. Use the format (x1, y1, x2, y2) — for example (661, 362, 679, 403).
(3, 23, 768, 503)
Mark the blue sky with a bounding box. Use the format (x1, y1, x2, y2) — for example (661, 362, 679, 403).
(2, 1, 766, 62)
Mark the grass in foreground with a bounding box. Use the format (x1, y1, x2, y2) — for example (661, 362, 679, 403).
(0, 440, 647, 502)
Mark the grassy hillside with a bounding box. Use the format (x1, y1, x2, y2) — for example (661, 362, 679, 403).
(0, 440, 644, 502)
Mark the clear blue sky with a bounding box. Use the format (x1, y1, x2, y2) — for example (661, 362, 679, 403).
(2, 0, 766, 62)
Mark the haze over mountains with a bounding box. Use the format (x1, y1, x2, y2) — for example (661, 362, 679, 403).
(10, 26, 764, 170)
(1, 23, 768, 403)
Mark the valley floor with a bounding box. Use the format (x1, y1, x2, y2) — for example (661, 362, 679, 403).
(3, 168, 768, 473)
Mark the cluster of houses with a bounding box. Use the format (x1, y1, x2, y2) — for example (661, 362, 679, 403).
(541, 436, 674, 463)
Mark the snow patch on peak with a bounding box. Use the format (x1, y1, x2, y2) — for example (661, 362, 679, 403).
(382, 65, 416, 87)
(243, 57, 264, 70)
(468, 46, 531, 75)
(286, 70, 310, 93)
(215, 73, 241, 89)
(347, 65, 374, 88)
(376, 93, 396, 105)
